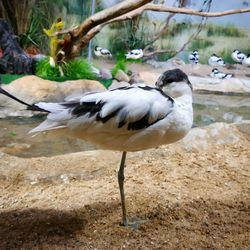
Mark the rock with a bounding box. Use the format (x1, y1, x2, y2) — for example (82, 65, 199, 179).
(223, 112, 242, 123)
(114, 69, 130, 82)
(99, 68, 112, 80)
(190, 76, 250, 94)
(146, 58, 185, 69)
(128, 71, 145, 85)
(108, 80, 129, 90)
(178, 122, 241, 151)
(235, 120, 250, 136)
(1, 143, 31, 155)
(0, 75, 105, 118)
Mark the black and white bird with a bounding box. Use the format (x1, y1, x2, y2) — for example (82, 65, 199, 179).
(94, 46, 112, 57)
(231, 49, 246, 63)
(242, 54, 250, 67)
(210, 68, 233, 79)
(189, 50, 199, 64)
(208, 54, 225, 67)
(125, 49, 143, 60)
(0, 69, 193, 226)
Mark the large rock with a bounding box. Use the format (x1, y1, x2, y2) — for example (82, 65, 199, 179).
(177, 122, 244, 152)
(114, 69, 130, 82)
(190, 76, 250, 94)
(0, 75, 105, 118)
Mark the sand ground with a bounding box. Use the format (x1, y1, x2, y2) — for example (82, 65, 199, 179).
(0, 127, 249, 249)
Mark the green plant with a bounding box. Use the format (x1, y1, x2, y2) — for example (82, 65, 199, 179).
(162, 21, 192, 38)
(219, 49, 235, 64)
(155, 51, 176, 62)
(35, 58, 61, 78)
(111, 58, 128, 78)
(189, 38, 214, 50)
(64, 59, 97, 80)
(35, 58, 97, 81)
(19, 4, 50, 51)
(206, 24, 245, 37)
(108, 18, 153, 54)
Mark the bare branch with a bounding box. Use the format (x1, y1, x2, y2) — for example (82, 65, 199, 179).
(108, 4, 250, 24)
(58, 0, 250, 58)
(74, 0, 152, 41)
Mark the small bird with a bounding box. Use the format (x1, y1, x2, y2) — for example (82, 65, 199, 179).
(125, 49, 143, 60)
(242, 54, 250, 67)
(231, 49, 246, 63)
(94, 46, 112, 57)
(208, 54, 225, 67)
(189, 50, 199, 64)
(0, 69, 193, 226)
(210, 68, 233, 79)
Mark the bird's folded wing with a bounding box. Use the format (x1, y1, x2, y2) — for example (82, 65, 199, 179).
(30, 86, 174, 133)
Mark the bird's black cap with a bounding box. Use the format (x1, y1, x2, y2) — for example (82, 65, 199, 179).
(155, 68, 192, 90)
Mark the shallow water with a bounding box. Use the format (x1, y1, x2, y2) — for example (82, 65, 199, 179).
(193, 93, 250, 126)
(0, 116, 97, 158)
(0, 93, 250, 158)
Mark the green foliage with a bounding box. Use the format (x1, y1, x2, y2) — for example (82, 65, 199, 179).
(219, 49, 235, 64)
(9, 131, 17, 137)
(111, 53, 128, 78)
(99, 79, 113, 89)
(155, 51, 176, 62)
(0, 74, 27, 84)
(206, 24, 245, 37)
(189, 38, 214, 50)
(108, 19, 152, 54)
(35, 58, 61, 78)
(111, 59, 128, 78)
(64, 59, 97, 80)
(19, 2, 52, 52)
(162, 21, 192, 38)
(35, 58, 97, 81)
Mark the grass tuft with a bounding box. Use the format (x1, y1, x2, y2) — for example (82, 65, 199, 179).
(189, 38, 214, 50)
(35, 58, 97, 81)
(111, 53, 128, 78)
(206, 24, 245, 37)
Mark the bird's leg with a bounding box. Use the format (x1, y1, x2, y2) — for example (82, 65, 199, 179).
(118, 152, 147, 228)
(118, 151, 128, 226)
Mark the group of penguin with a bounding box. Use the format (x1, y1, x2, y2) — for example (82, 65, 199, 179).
(189, 49, 250, 79)
(94, 46, 143, 60)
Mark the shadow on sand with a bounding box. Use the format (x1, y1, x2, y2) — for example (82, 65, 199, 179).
(0, 201, 120, 249)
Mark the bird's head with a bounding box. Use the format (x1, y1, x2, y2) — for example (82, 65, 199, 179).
(233, 49, 239, 53)
(212, 68, 219, 73)
(155, 69, 192, 98)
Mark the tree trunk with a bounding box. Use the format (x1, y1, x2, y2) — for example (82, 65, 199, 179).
(0, 19, 35, 74)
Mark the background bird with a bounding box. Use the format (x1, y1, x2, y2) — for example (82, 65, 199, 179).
(210, 68, 233, 79)
(208, 54, 225, 67)
(242, 54, 250, 67)
(125, 49, 143, 60)
(0, 69, 193, 226)
(189, 50, 199, 64)
(231, 49, 246, 63)
(94, 46, 112, 57)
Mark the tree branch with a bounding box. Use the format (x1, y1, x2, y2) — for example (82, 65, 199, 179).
(57, 0, 250, 58)
(108, 4, 250, 24)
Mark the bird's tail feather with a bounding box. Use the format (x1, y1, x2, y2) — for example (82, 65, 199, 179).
(0, 85, 49, 113)
(29, 120, 66, 133)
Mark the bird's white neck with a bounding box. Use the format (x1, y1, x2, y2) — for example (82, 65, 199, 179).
(162, 81, 193, 100)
